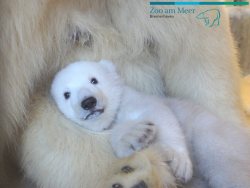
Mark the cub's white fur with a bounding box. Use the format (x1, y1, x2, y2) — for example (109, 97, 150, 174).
(21, 60, 250, 188)
(166, 99, 250, 188)
(51, 60, 193, 182)
(51, 60, 122, 132)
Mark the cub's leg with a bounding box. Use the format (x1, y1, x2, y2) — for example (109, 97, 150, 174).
(167, 98, 250, 188)
(111, 116, 193, 183)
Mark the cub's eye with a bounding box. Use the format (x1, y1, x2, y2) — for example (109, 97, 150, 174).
(64, 92, 70, 99)
(90, 77, 98, 84)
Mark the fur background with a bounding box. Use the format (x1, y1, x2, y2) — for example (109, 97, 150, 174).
(230, 7, 250, 76)
(0, 1, 249, 188)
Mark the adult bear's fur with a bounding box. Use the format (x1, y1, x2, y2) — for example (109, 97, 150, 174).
(21, 95, 176, 188)
(0, 0, 248, 187)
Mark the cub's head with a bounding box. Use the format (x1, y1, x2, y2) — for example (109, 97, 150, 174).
(51, 60, 123, 132)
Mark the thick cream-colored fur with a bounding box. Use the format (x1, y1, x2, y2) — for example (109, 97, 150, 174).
(0, 0, 248, 187)
(241, 76, 250, 116)
(21, 96, 175, 188)
(229, 7, 250, 76)
(0, 0, 245, 138)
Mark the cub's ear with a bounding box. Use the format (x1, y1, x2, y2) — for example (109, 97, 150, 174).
(99, 60, 116, 73)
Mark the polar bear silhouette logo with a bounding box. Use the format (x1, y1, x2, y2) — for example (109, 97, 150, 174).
(196, 9, 221, 27)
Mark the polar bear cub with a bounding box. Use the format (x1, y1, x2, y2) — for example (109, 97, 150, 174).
(51, 60, 193, 182)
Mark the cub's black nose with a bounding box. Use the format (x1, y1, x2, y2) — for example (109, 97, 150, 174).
(81, 97, 97, 110)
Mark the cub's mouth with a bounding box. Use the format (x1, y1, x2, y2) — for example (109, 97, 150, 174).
(83, 108, 105, 120)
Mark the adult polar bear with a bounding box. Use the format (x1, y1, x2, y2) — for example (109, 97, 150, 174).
(0, 0, 248, 187)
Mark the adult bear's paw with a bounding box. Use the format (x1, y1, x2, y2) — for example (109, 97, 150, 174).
(105, 148, 177, 188)
(110, 165, 149, 188)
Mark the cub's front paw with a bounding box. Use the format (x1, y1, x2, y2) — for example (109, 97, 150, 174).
(167, 151, 193, 183)
(111, 122, 156, 158)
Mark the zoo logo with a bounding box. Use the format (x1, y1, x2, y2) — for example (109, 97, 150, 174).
(196, 9, 220, 27)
